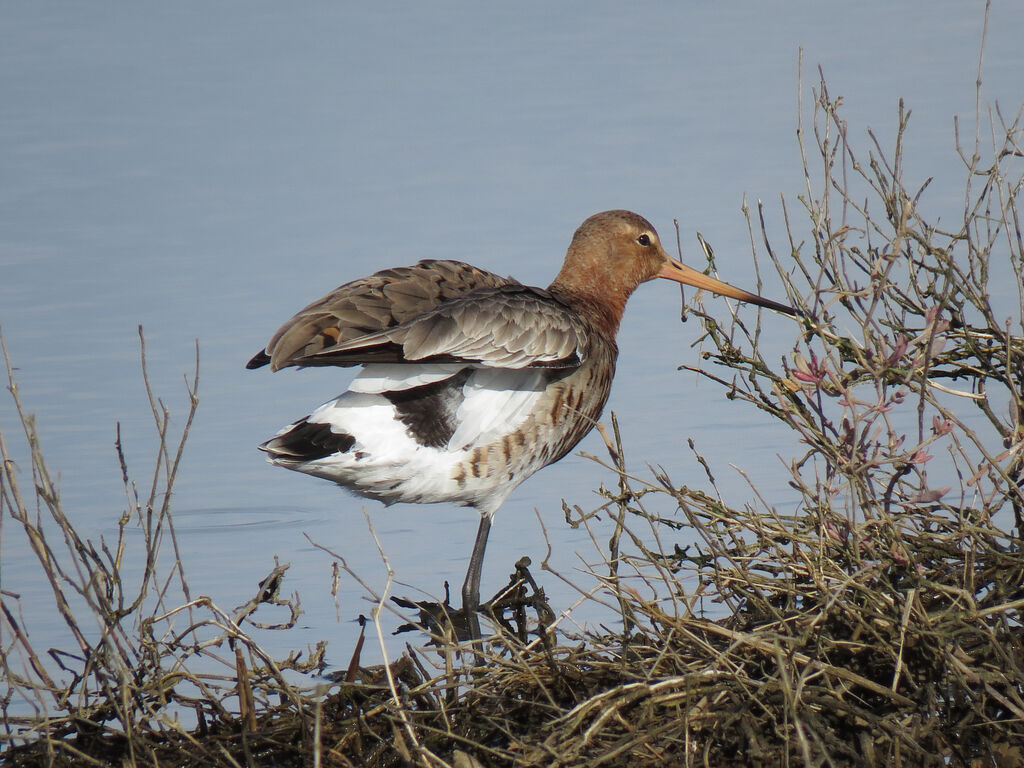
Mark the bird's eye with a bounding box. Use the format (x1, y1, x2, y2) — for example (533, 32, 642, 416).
(637, 234, 652, 246)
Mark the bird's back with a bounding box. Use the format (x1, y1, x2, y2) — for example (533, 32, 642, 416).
(246, 259, 518, 371)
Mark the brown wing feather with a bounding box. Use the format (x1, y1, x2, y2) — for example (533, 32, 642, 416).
(313, 285, 590, 369)
(247, 260, 516, 371)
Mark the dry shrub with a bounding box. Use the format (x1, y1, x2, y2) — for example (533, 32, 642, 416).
(1, 331, 327, 767)
(3, 56, 1024, 768)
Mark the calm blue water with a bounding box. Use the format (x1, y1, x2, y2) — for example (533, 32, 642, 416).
(2, 3, 1022, 691)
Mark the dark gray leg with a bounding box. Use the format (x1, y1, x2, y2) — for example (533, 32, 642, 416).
(461, 514, 491, 644)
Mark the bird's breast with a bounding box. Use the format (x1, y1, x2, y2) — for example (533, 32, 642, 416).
(450, 341, 617, 489)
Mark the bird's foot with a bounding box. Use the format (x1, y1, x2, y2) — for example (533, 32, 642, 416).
(392, 557, 555, 663)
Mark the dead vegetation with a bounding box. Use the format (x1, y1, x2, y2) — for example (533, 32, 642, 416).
(3, 51, 1024, 768)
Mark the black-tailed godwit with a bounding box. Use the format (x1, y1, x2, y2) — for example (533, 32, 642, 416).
(247, 210, 798, 640)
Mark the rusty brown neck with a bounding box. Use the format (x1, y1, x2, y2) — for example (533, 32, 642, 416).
(547, 281, 628, 343)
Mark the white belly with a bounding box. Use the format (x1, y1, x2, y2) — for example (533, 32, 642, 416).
(261, 364, 553, 515)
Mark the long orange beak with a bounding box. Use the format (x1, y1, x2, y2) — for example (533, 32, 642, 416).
(658, 257, 801, 317)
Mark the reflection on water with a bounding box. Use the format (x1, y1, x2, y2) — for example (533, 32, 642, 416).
(164, 506, 328, 533)
(2, 2, 1023, 682)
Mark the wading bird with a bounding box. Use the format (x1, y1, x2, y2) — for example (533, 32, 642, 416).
(247, 210, 798, 640)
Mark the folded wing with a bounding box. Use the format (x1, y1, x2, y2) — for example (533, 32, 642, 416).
(248, 259, 590, 371)
(247, 259, 515, 370)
